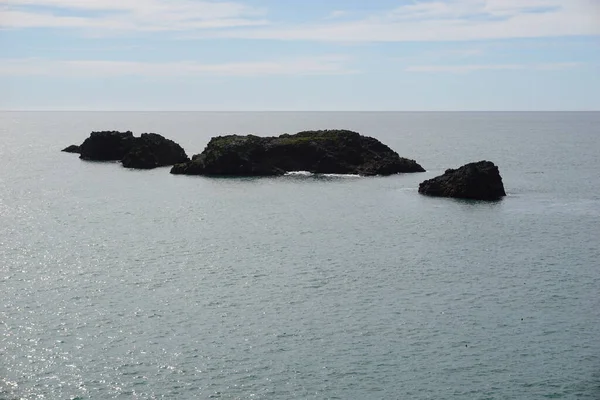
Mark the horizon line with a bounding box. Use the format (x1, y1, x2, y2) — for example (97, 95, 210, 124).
(1, 109, 599, 113)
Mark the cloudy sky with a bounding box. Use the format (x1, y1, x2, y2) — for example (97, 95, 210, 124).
(1, 0, 599, 110)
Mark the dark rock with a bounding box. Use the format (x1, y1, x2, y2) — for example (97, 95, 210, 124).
(170, 130, 425, 176)
(61, 144, 80, 153)
(79, 131, 136, 161)
(121, 133, 189, 169)
(418, 160, 506, 200)
(121, 144, 159, 169)
(70, 131, 188, 169)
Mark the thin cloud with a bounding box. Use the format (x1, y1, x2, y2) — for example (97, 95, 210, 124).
(0, 57, 356, 77)
(1, 10, 94, 28)
(326, 10, 349, 20)
(387, 0, 563, 20)
(0, 0, 268, 31)
(201, 0, 600, 42)
(405, 62, 584, 73)
(2, 0, 599, 41)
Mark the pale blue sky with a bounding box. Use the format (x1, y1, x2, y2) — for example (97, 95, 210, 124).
(1, 0, 599, 110)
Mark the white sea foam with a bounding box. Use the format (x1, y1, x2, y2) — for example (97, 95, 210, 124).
(321, 173, 361, 178)
(284, 171, 362, 178)
(285, 171, 312, 176)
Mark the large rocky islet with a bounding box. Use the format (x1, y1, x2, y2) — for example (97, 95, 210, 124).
(169, 130, 425, 176)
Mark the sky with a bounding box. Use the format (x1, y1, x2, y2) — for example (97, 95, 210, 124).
(1, 0, 599, 110)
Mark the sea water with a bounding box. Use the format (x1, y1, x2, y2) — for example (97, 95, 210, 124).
(1, 112, 599, 399)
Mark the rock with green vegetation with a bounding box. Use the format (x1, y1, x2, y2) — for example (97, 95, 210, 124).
(170, 130, 425, 176)
(418, 160, 506, 200)
(63, 131, 188, 169)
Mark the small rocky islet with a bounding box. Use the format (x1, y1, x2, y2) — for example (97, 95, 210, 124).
(63, 129, 506, 200)
(418, 160, 506, 201)
(63, 131, 189, 169)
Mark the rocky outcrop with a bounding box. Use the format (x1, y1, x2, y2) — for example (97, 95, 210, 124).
(79, 131, 136, 161)
(170, 130, 425, 176)
(121, 133, 189, 169)
(418, 160, 506, 200)
(64, 131, 188, 169)
(61, 145, 80, 153)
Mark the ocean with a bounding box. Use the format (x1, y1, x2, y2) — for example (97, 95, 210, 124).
(1, 112, 599, 399)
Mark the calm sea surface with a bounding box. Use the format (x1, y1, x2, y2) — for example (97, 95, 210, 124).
(1, 112, 599, 399)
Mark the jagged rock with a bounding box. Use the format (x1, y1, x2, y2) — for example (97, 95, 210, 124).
(65, 131, 188, 169)
(121, 133, 189, 169)
(61, 145, 80, 153)
(170, 130, 425, 176)
(78, 131, 136, 161)
(418, 160, 506, 200)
